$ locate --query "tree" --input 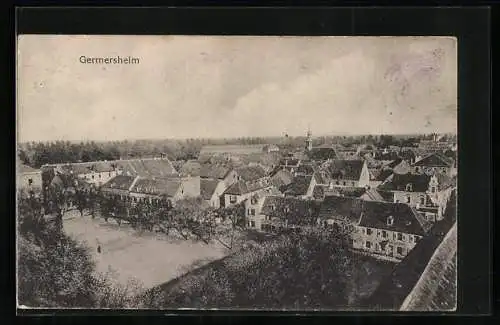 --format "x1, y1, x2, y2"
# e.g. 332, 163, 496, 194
153, 226, 355, 309
216, 202, 246, 249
